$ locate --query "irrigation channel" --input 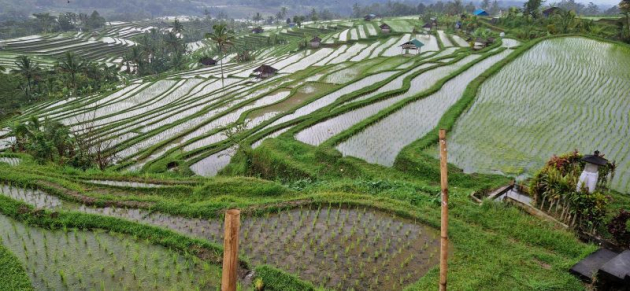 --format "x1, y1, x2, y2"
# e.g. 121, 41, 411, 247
1, 184, 442, 290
